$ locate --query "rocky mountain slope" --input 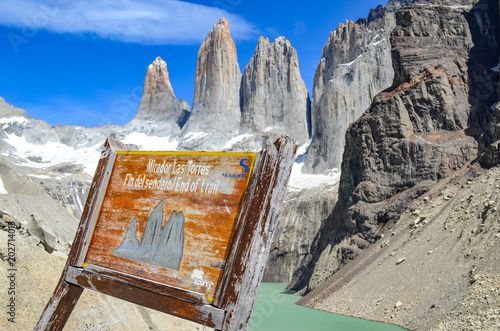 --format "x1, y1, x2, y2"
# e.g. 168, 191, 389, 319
289, 0, 499, 296
298, 164, 500, 330
289, 3, 500, 330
